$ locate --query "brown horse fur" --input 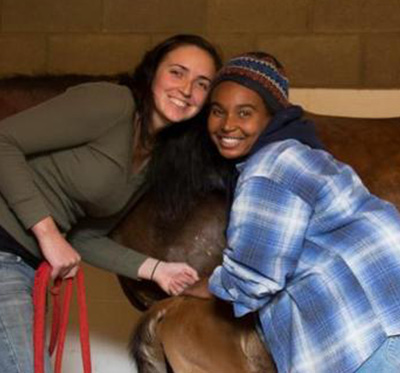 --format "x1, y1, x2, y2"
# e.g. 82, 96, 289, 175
114, 191, 227, 310
131, 296, 276, 373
